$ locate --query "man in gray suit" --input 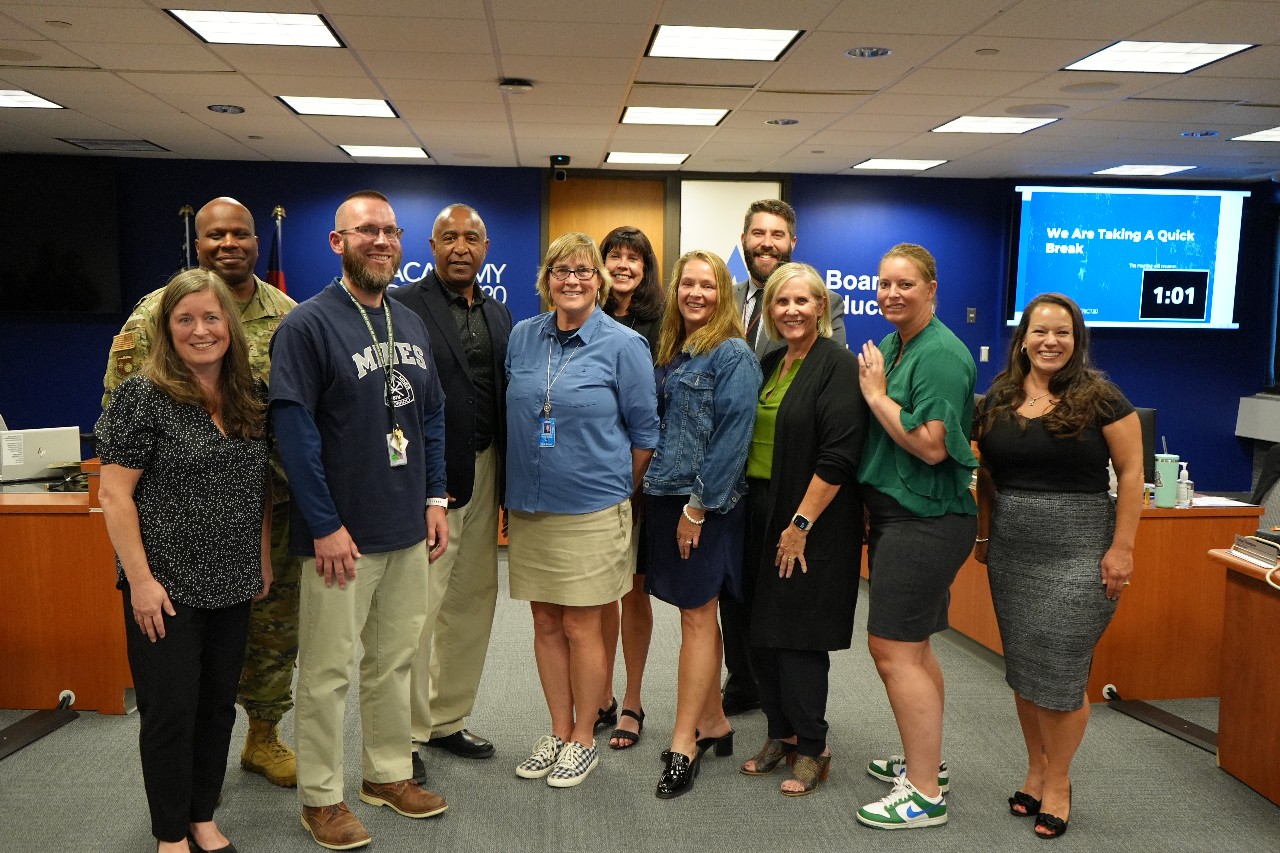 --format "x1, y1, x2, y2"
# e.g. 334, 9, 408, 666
723, 198, 846, 715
